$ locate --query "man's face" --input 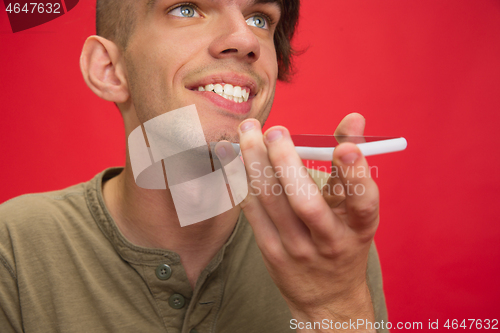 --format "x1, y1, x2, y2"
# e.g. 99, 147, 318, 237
123, 0, 281, 143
